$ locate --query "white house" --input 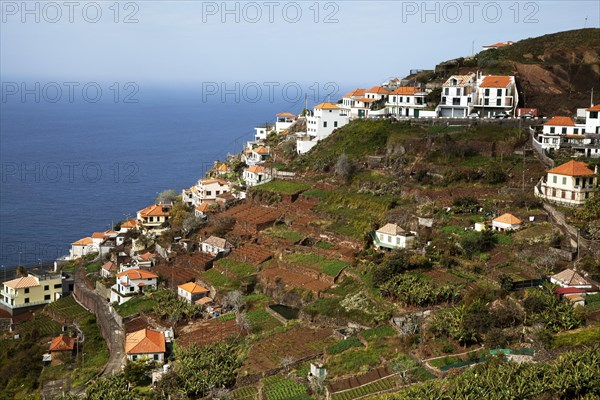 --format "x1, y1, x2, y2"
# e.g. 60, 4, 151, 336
254, 124, 274, 141
100, 261, 117, 278
373, 223, 416, 250
242, 145, 270, 166
183, 179, 230, 207
243, 165, 272, 187
340, 88, 366, 118
194, 202, 214, 219
297, 102, 350, 155
119, 219, 138, 233
110, 268, 158, 305
534, 160, 598, 207
536, 116, 587, 152
550, 269, 592, 289
69, 237, 94, 260
137, 203, 171, 230
125, 328, 166, 362
216, 163, 230, 175
275, 112, 297, 133
364, 86, 389, 101
492, 213, 522, 231
436, 74, 477, 118
482, 41, 514, 50
386, 87, 428, 118
586, 104, 600, 134
177, 282, 210, 304
542, 116, 582, 136
201, 236, 233, 256
472, 75, 518, 117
